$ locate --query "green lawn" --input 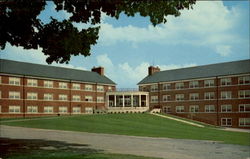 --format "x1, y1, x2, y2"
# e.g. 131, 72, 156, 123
1, 113, 250, 146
